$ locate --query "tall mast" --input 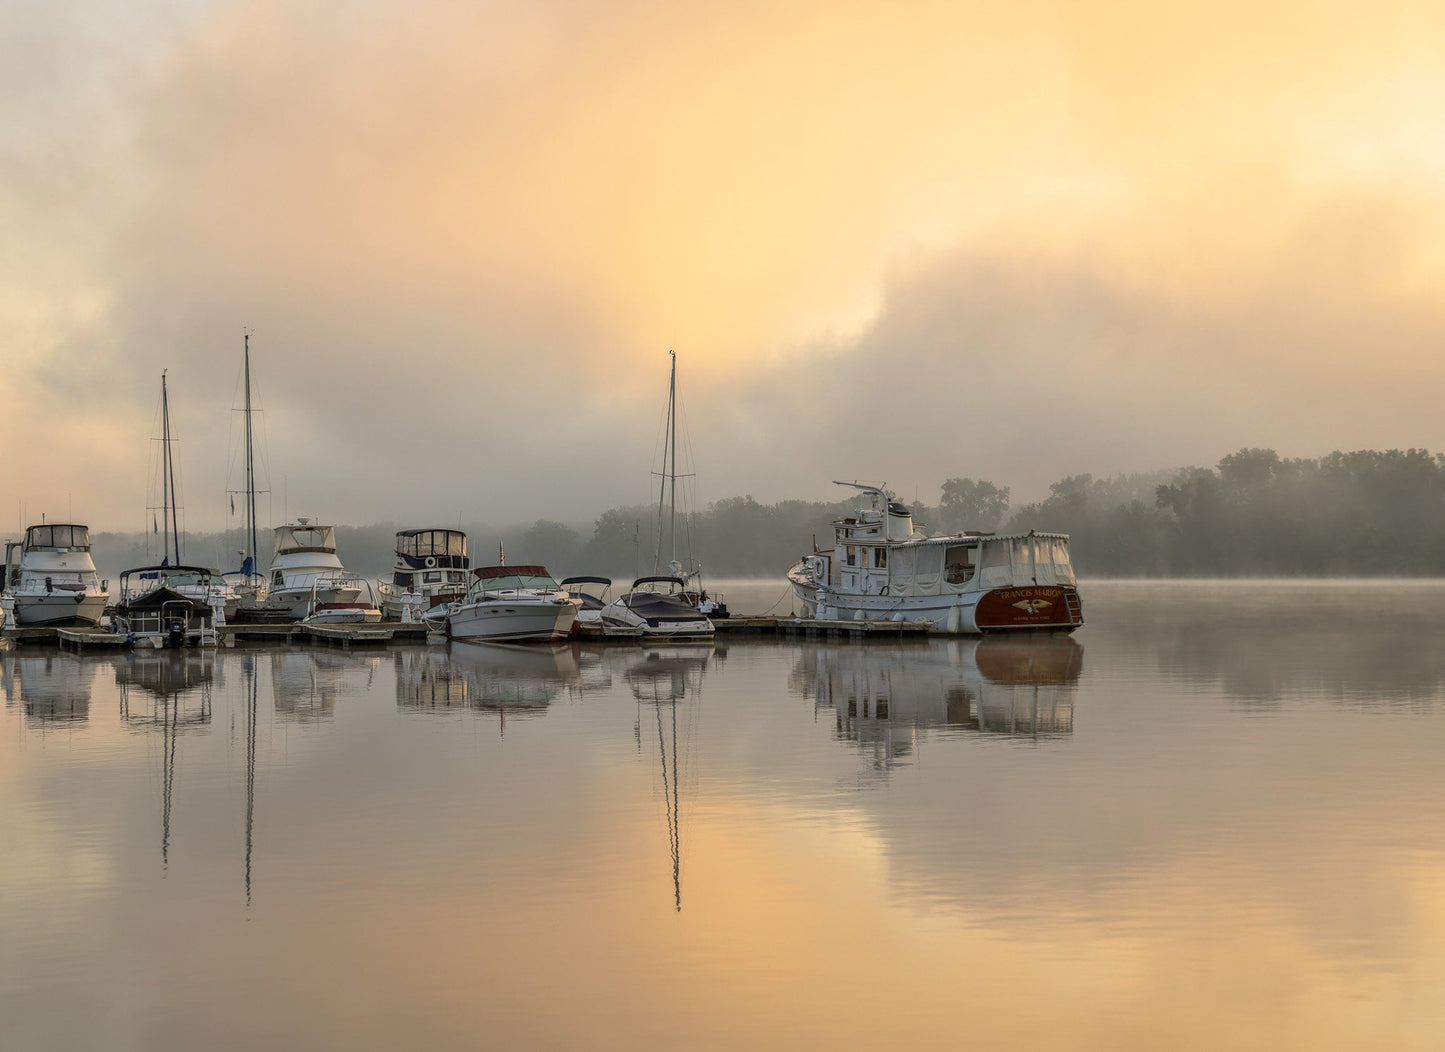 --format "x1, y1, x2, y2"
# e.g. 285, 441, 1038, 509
244, 334, 257, 574
161, 371, 181, 565
668, 350, 677, 567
